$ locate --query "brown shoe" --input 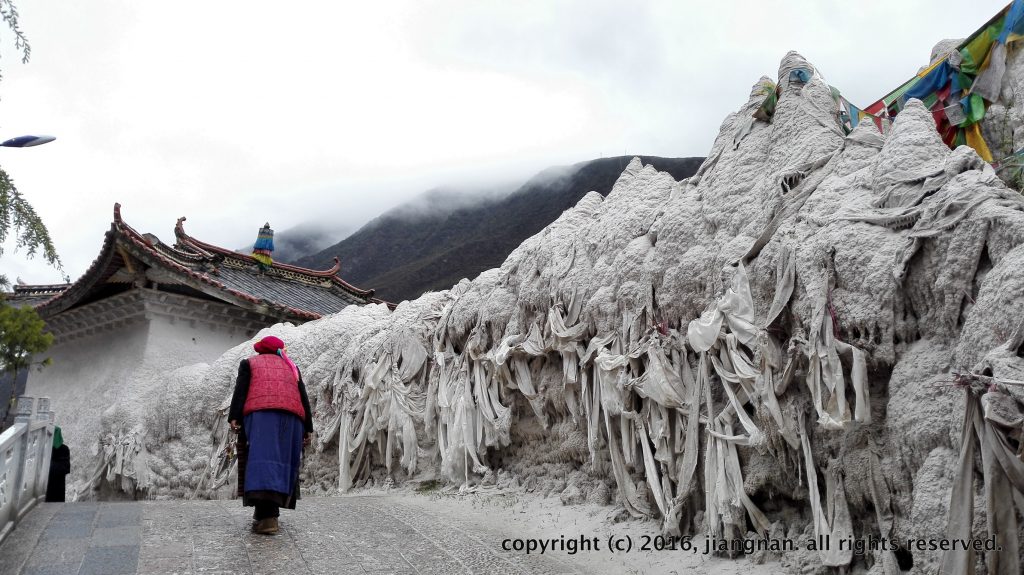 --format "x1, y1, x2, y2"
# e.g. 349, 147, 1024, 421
254, 517, 279, 535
